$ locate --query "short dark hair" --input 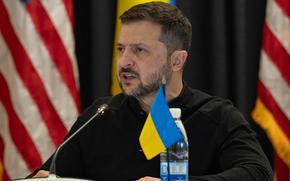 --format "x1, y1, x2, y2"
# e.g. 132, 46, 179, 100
120, 1, 192, 55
